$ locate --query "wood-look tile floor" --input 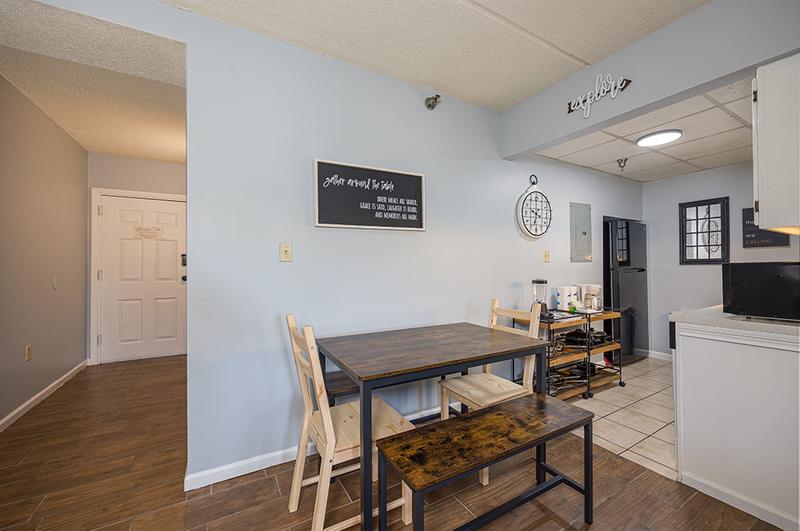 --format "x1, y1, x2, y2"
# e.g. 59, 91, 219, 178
0, 356, 777, 530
